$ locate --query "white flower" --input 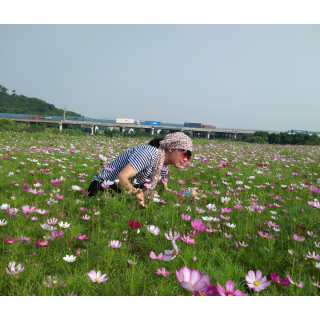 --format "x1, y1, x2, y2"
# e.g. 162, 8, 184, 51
114, 179, 120, 184
0, 203, 10, 210
137, 229, 140, 234
0, 219, 8, 226
8, 172, 14, 176
128, 259, 137, 265
153, 198, 161, 203
288, 249, 293, 255
63, 255, 76, 263
146, 225, 160, 235
315, 242, 320, 248
163, 240, 179, 261
71, 185, 82, 191
315, 262, 320, 269
43, 235, 54, 240
202, 216, 214, 221
206, 203, 217, 211
270, 211, 278, 215
221, 197, 231, 204
226, 223, 236, 229
58, 221, 70, 228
